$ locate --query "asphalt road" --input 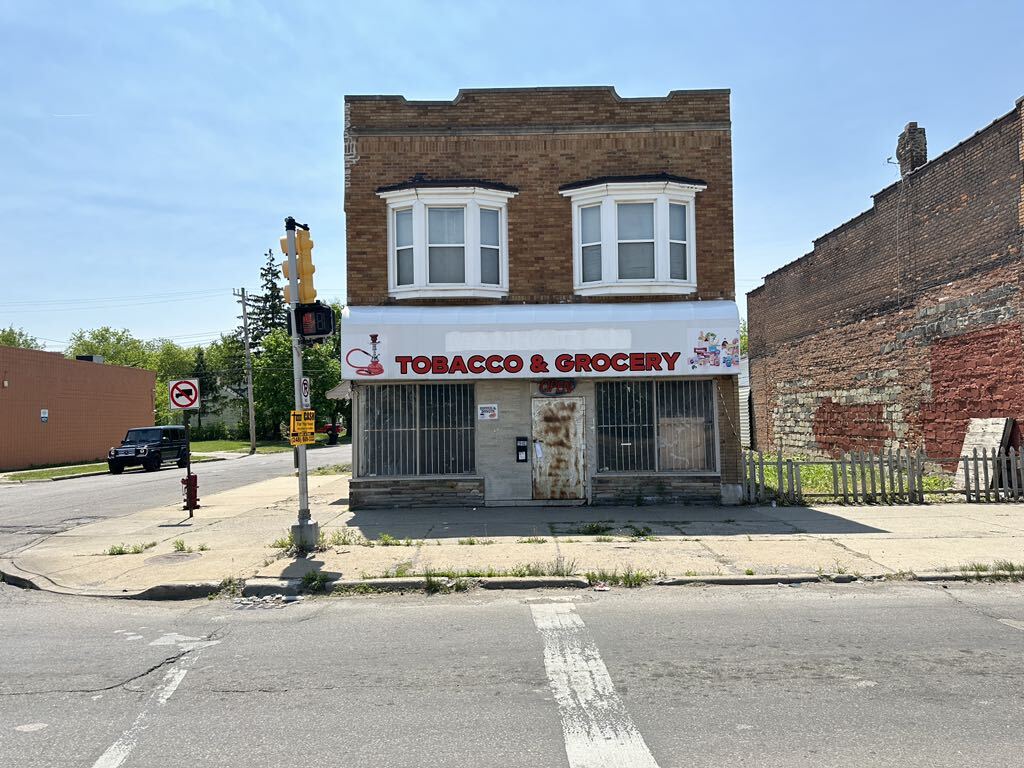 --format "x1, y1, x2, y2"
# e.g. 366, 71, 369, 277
0, 445, 351, 557
1, 581, 1022, 767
